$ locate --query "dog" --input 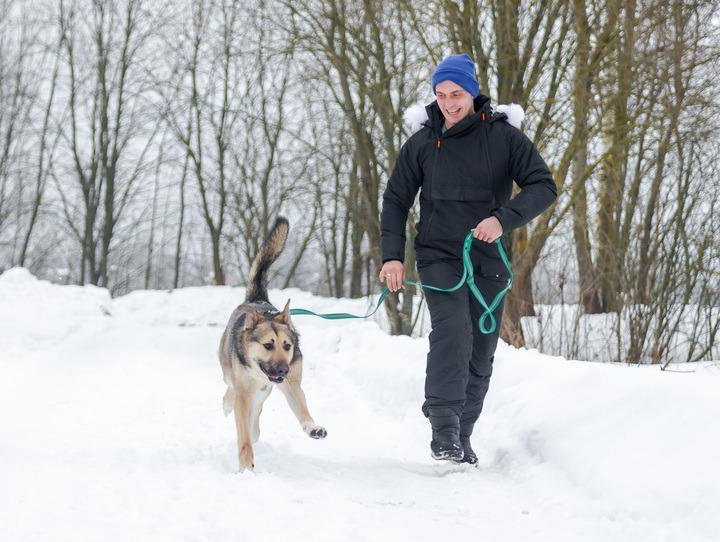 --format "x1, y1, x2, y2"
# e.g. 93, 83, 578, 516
218, 217, 326, 471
